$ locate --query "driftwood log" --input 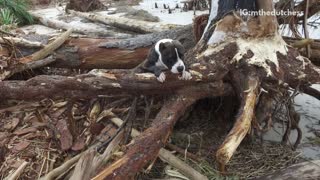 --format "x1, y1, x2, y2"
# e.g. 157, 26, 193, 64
30, 12, 130, 38
68, 10, 182, 34
1, 0, 320, 179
